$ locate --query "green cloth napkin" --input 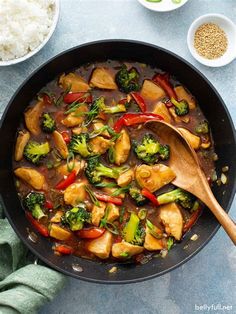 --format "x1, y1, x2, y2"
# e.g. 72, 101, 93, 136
0, 204, 66, 314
